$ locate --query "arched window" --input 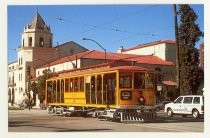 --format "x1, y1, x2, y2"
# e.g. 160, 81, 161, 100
39, 37, 44, 47
29, 37, 32, 46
